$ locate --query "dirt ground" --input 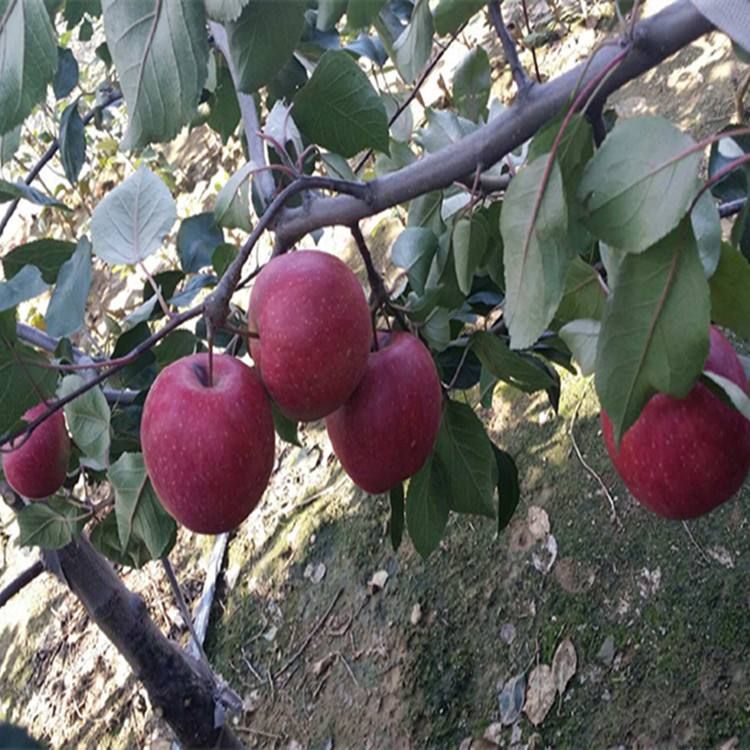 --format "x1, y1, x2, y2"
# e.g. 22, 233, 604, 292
1, 2, 748, 749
